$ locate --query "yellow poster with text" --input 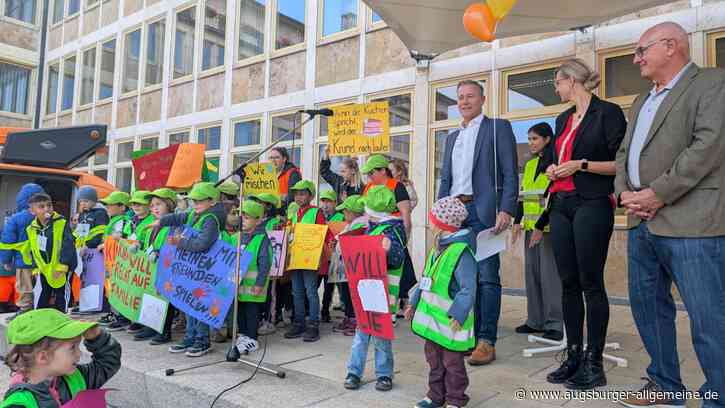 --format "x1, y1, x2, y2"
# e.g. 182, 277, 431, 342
244, 162, 279, 195
329, 102, 390, 156
287, 224, 328, 270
